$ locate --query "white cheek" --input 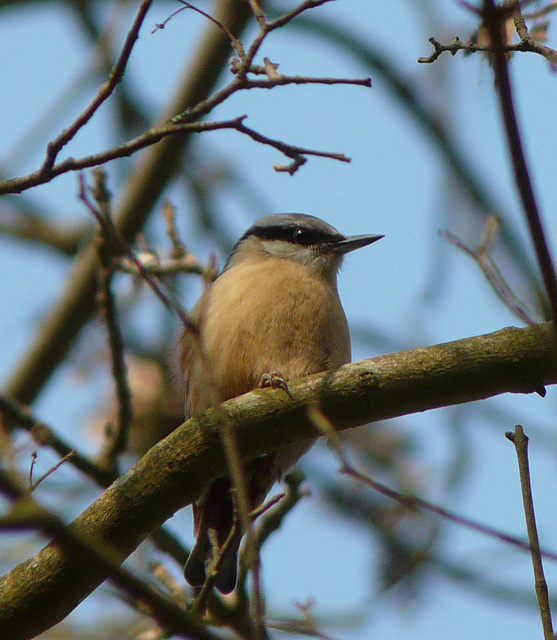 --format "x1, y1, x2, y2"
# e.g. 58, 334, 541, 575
260, 239, 299, 258
259, 239, 342, 274
260, 240, 322, 268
